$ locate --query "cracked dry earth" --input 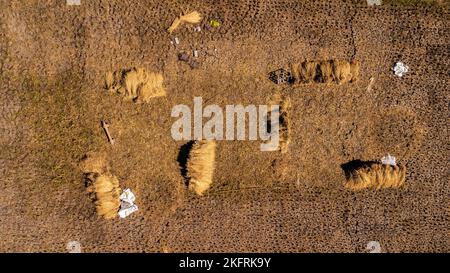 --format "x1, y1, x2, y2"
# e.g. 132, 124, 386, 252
0, 0, 449, 252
